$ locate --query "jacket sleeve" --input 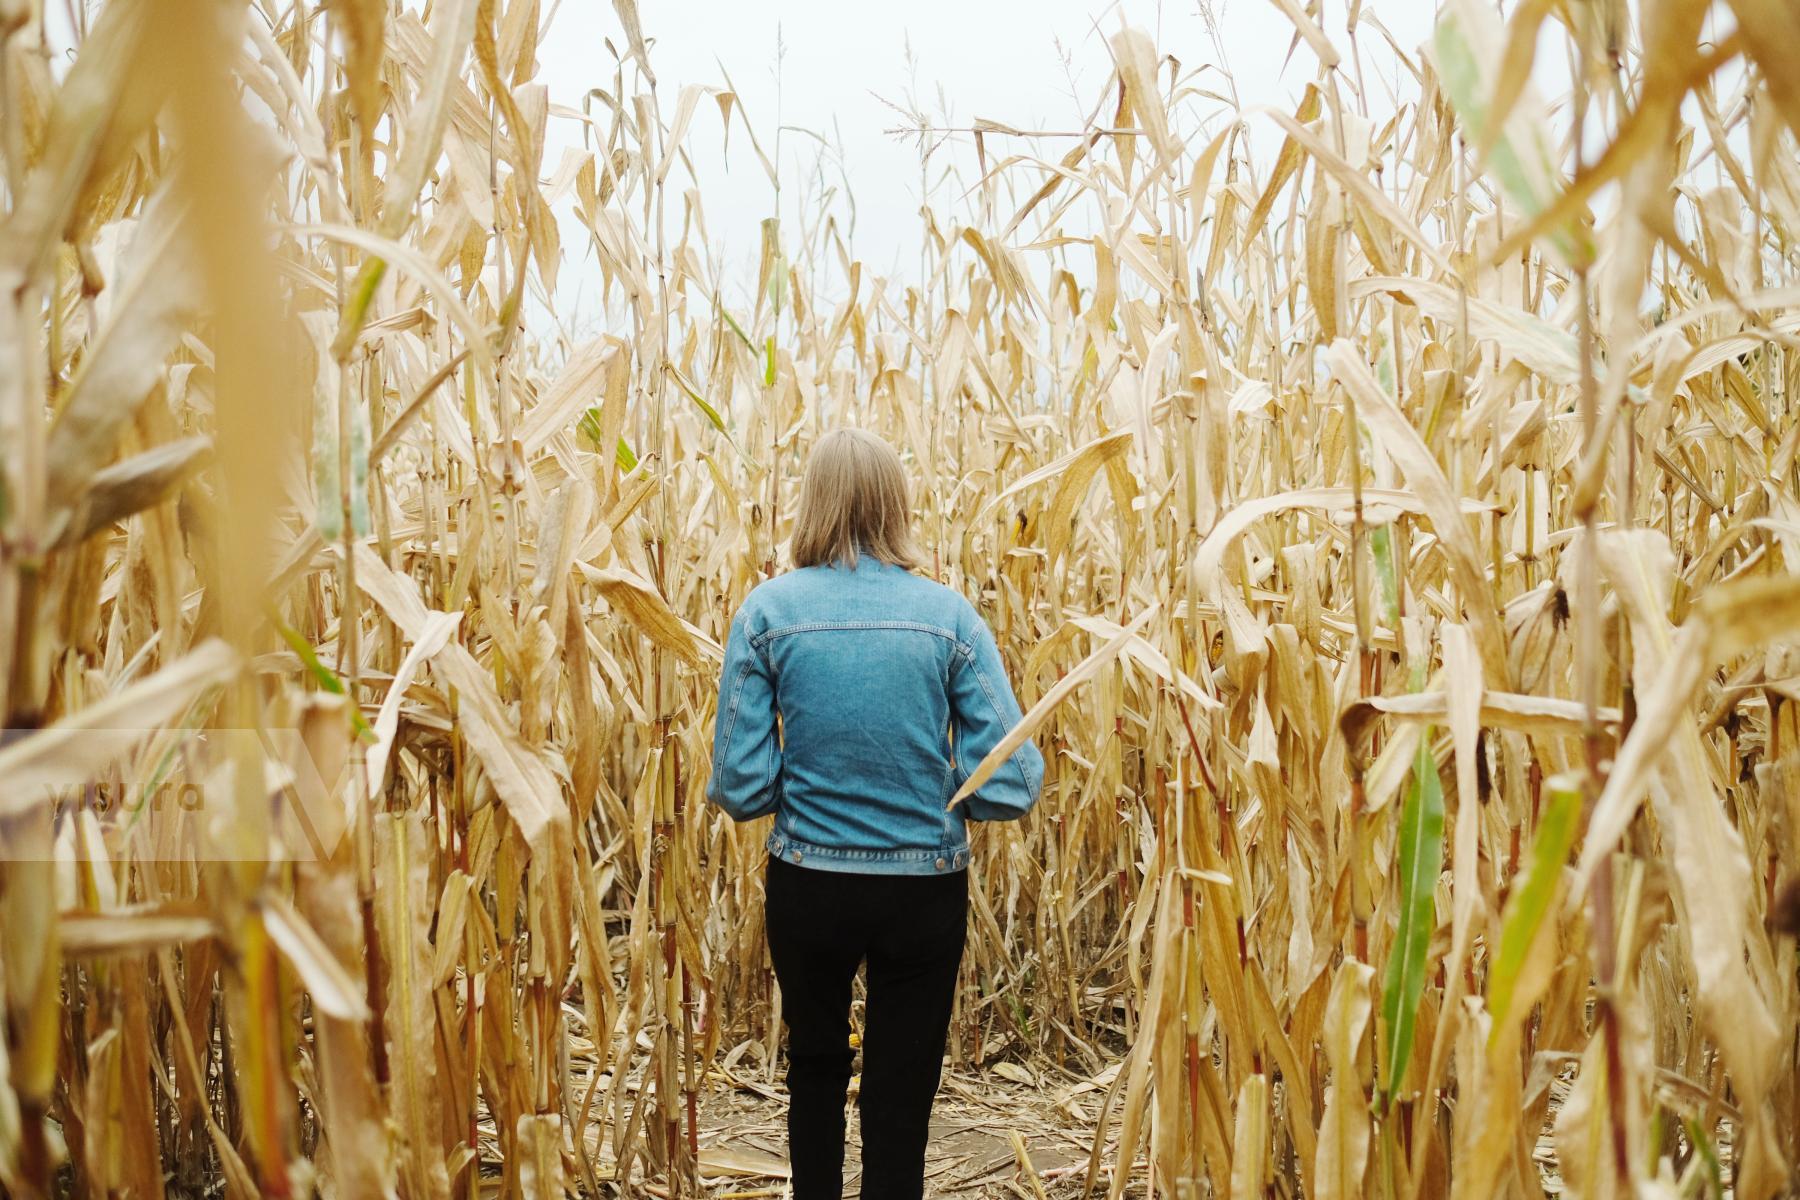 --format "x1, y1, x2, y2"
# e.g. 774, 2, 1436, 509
706, 606, 783, 821
950, 607, 1044, 822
